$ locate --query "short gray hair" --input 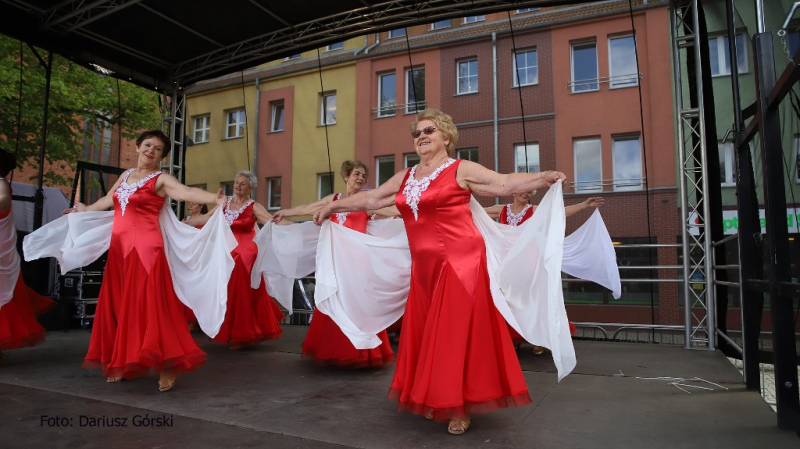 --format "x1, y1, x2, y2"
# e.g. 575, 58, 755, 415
235, 170, 257, 189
